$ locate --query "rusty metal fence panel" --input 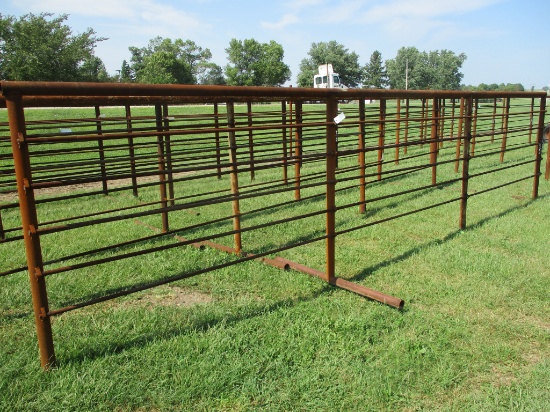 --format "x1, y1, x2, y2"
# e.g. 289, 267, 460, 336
0, 82, 547, 369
